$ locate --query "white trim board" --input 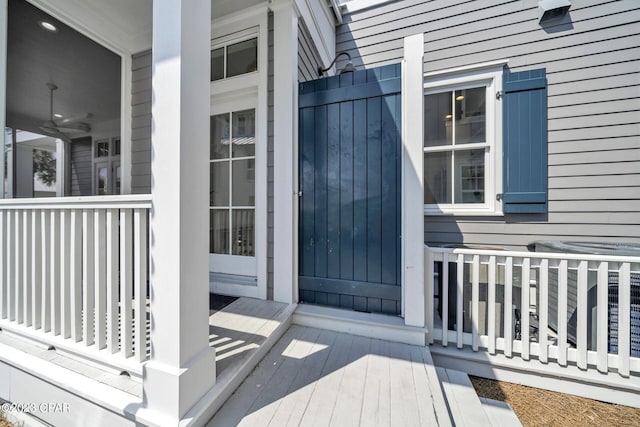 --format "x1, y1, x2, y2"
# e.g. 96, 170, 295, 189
0, 341, 145, 426
209, 9, 269, 301
293, 304, 428, 346
430, 345, 640, 409
401, 33, 425, 327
